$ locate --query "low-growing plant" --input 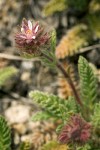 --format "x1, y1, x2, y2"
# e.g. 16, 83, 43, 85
16, 19, 100, 150
0, 18, 100, 150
